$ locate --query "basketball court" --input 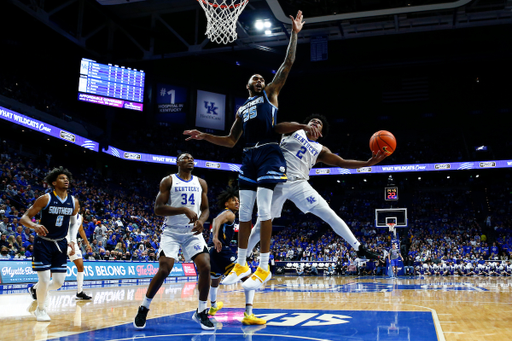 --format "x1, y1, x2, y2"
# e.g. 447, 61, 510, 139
1, 275, 511, 341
